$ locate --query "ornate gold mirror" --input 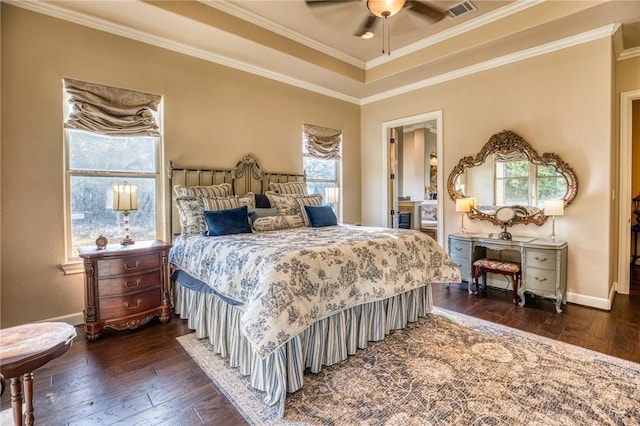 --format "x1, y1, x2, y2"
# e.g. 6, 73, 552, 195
447, 130, 578, 227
